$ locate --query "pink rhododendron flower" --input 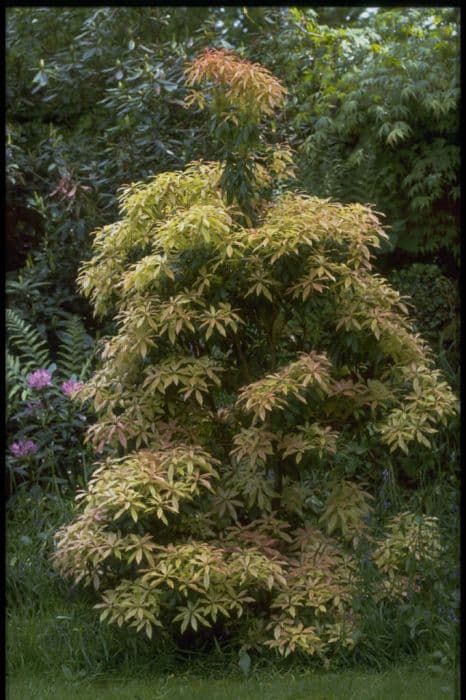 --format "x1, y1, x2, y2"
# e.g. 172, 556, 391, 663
61, 378, 83, 397
10, 439, 38, 458
27, 369, 52, 390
